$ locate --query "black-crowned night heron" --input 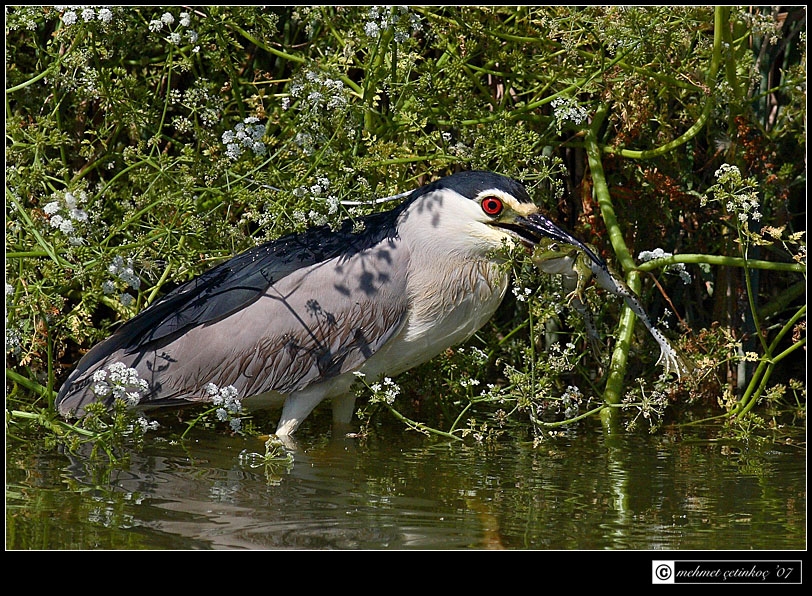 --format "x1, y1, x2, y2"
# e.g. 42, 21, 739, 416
55, 170, 678, 436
